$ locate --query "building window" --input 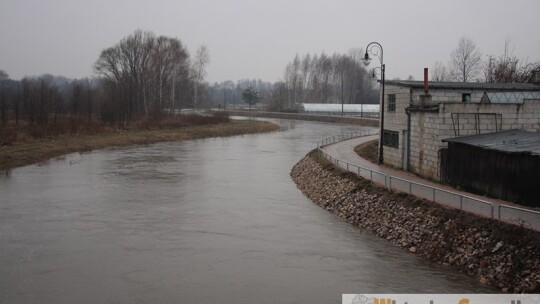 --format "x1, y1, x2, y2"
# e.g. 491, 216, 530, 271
387, 94, 396, 112
462, 93, 471, 102
382, 130, 399, 148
